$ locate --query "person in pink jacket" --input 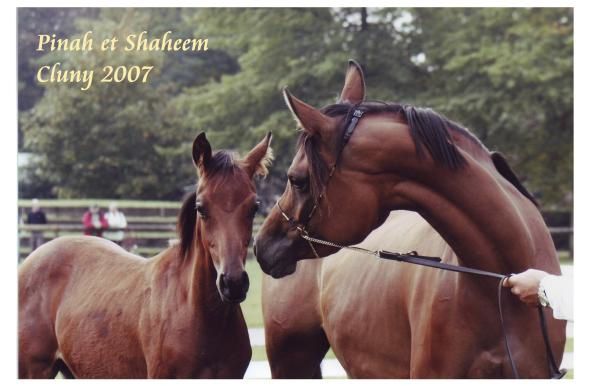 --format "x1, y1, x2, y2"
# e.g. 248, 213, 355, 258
82, 204, 108, 237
